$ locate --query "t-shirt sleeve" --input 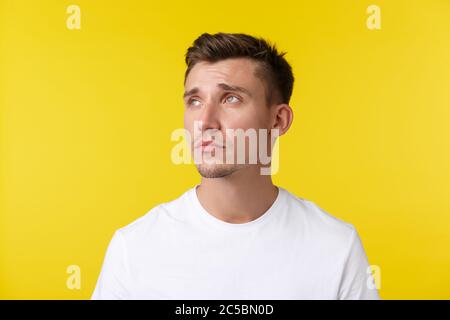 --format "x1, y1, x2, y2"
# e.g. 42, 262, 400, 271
91, 230, 132, 300
338, 227, 381, 300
